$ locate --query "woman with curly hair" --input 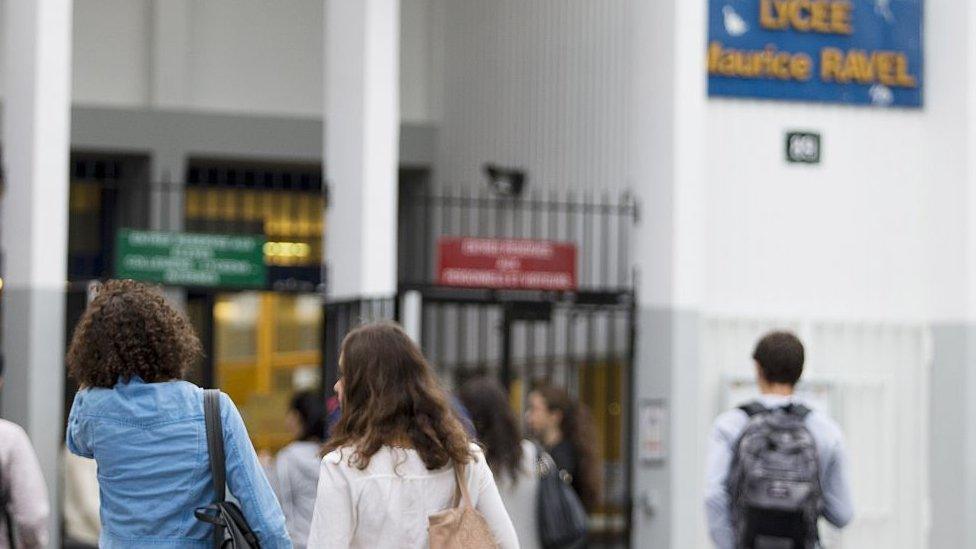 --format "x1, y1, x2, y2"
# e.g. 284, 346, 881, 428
306, 322, 518, 548
65, 280, 291, 548
526, 384, 603, 512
